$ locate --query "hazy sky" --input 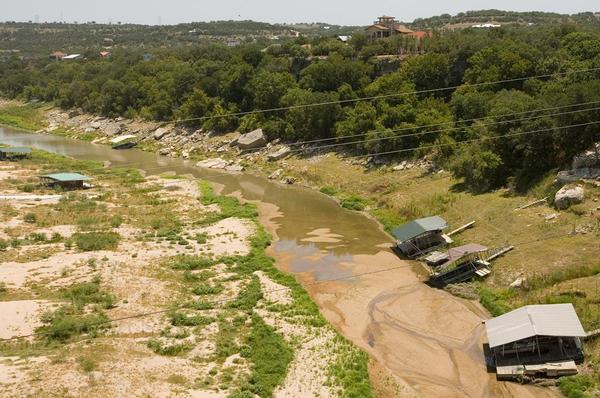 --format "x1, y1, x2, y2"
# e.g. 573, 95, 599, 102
2, 0, 598, 25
